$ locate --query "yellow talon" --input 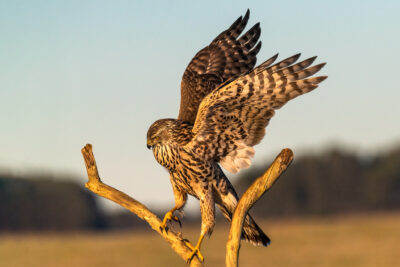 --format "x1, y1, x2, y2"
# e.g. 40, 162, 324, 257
185, 234, 205, 263
187, 246, 204, 263
160, 210, 181, 233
